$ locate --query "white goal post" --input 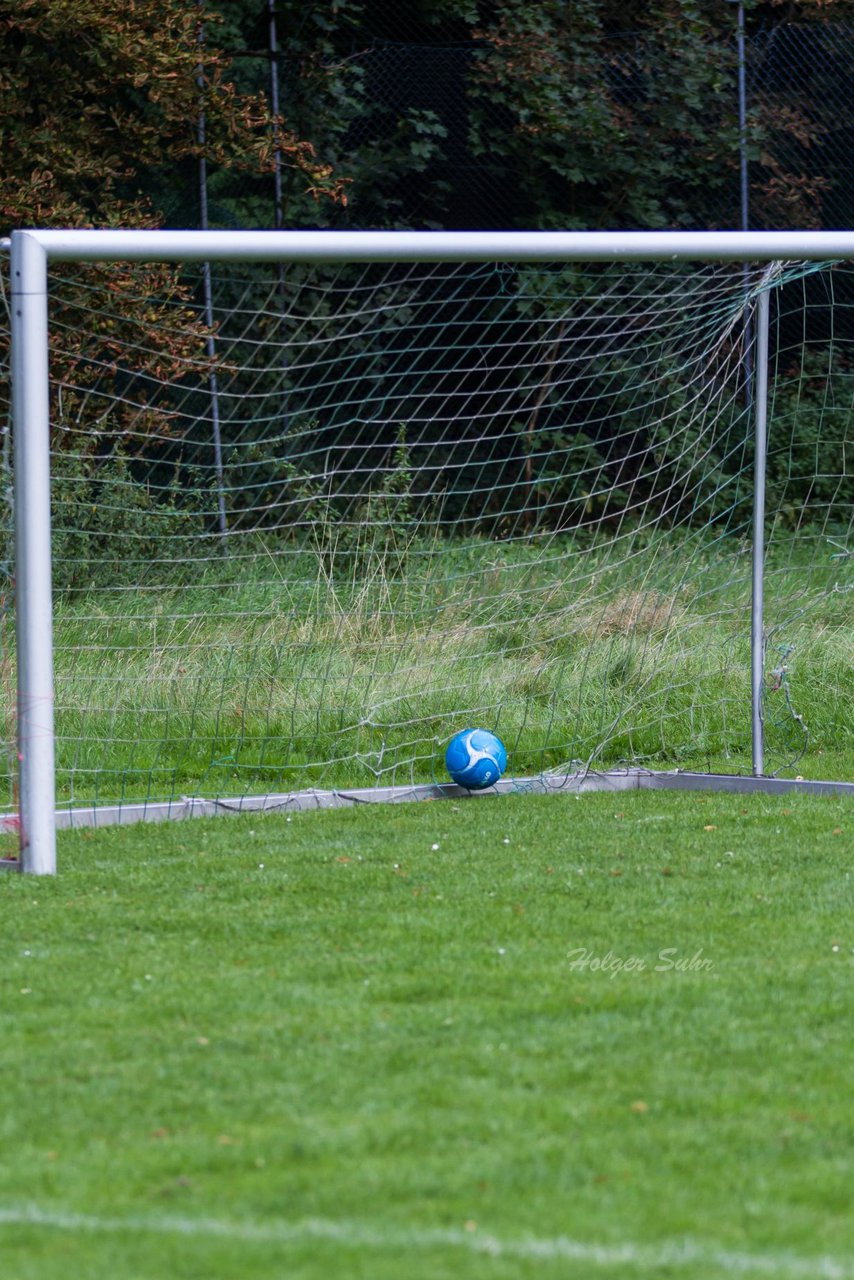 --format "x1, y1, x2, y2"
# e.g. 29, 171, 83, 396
7, 228, 854, 874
